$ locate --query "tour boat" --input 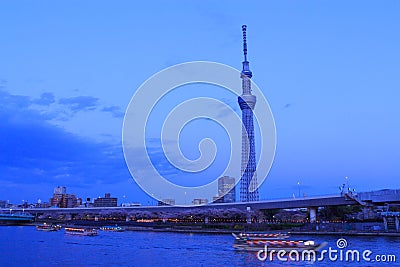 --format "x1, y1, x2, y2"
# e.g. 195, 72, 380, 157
65, 227, 98, 236
100, 225, 125, 232
233, 232, 290, 240
232, 233, 327, 252
36, 223, 62, 231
